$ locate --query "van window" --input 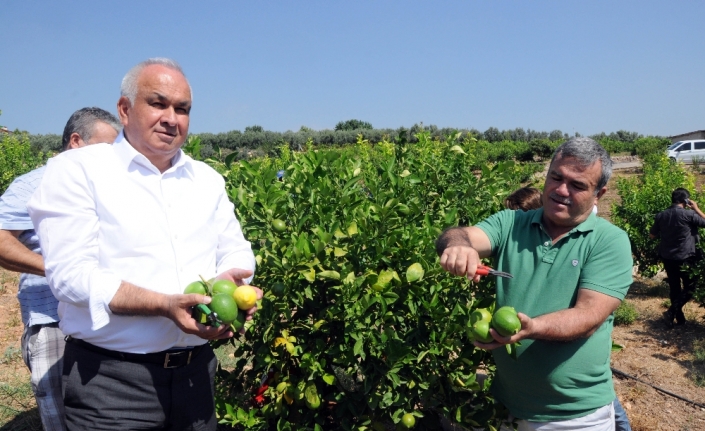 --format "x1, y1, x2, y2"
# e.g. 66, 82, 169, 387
676, 142, 692, 151
695, 141, 705, 150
